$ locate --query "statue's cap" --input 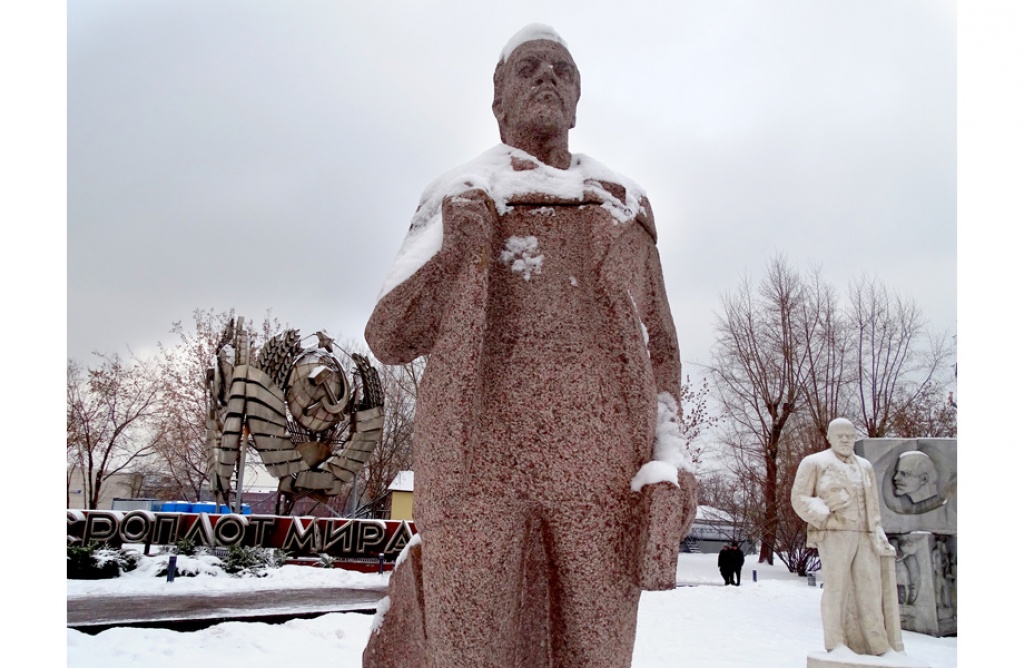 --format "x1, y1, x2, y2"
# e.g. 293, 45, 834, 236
499, 24, 570, 63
